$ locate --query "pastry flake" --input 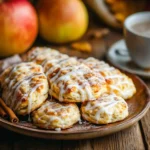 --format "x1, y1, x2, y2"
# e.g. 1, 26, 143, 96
47, 63, 107, 102
26, 47, 69, 66
32, 99, 80, 130
0, 62, 49, 115
81, 57, 136, 99
81, 93, 128, 124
